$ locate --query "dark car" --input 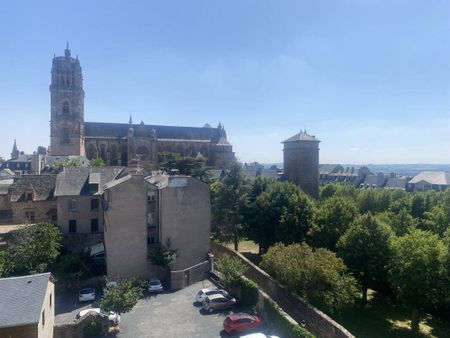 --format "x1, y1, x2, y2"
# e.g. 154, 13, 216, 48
202, 294, 237, 313
223, 313, 263, 334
